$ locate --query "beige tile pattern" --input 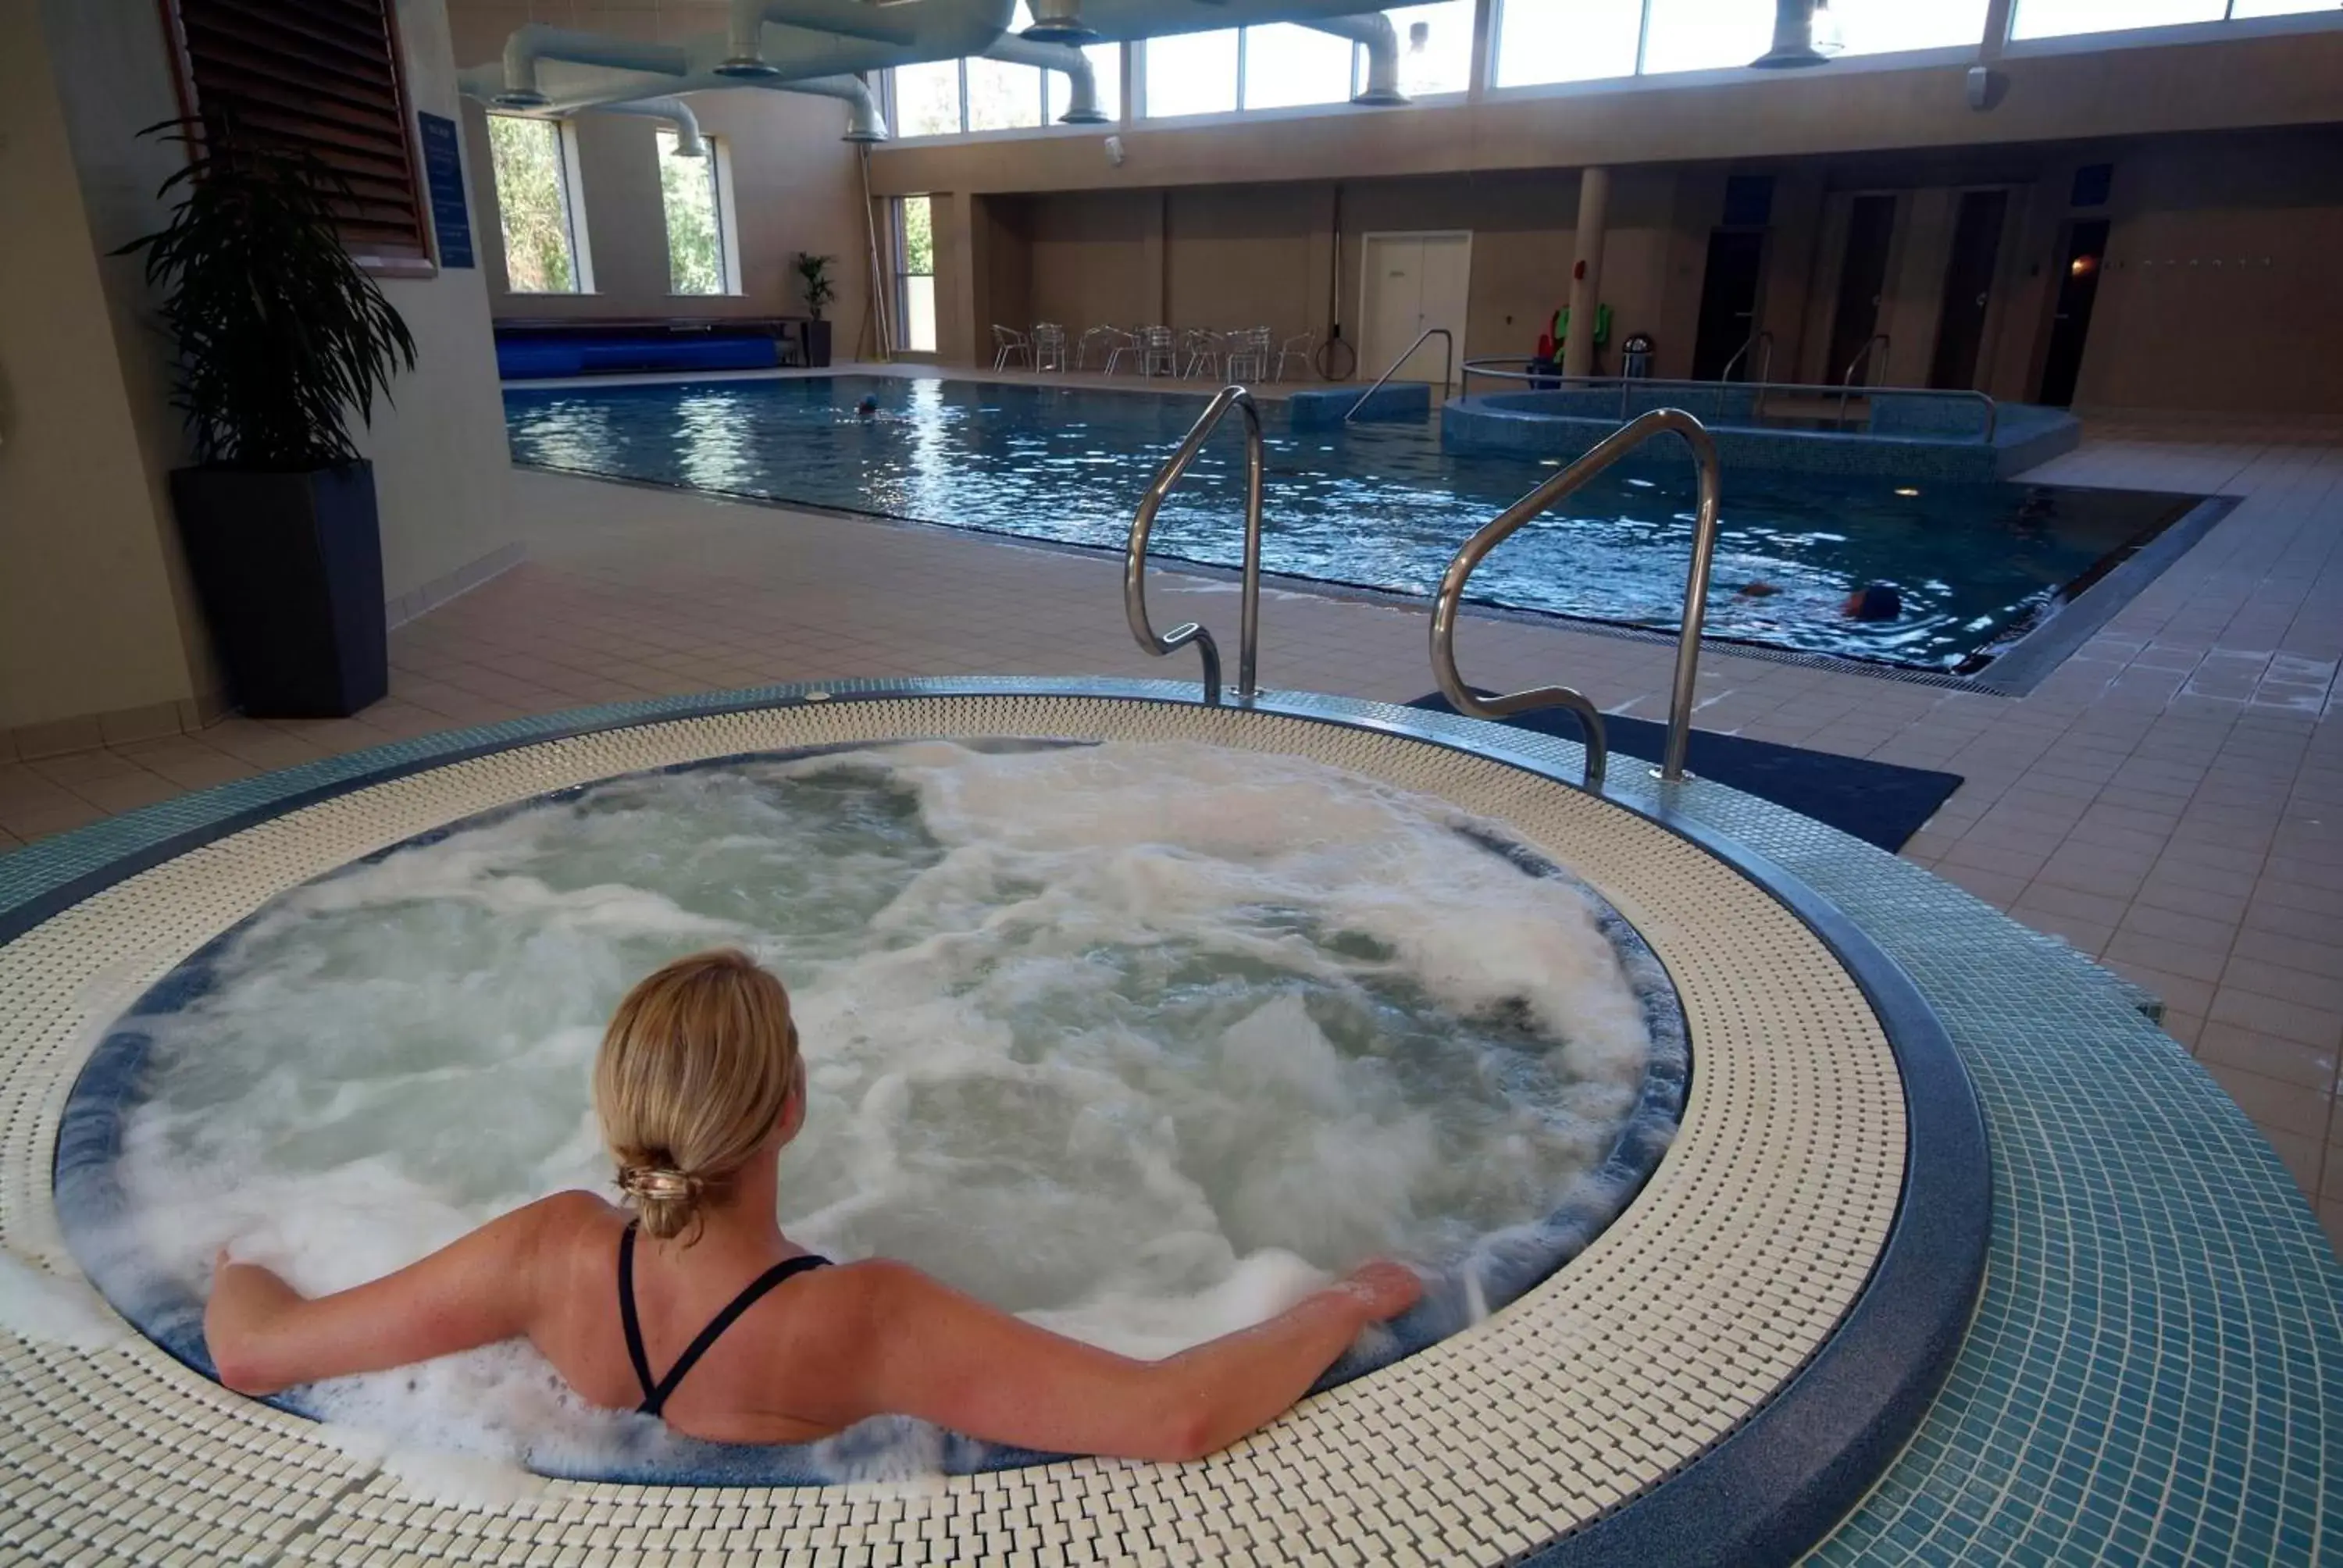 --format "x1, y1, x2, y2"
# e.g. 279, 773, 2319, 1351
3, 412, 2337, 1251
0, 700, 1903, 1566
